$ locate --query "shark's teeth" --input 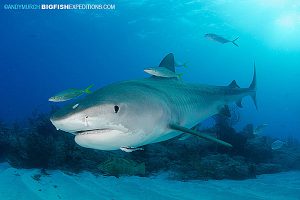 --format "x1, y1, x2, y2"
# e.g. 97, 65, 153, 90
77, 129, 112, 135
